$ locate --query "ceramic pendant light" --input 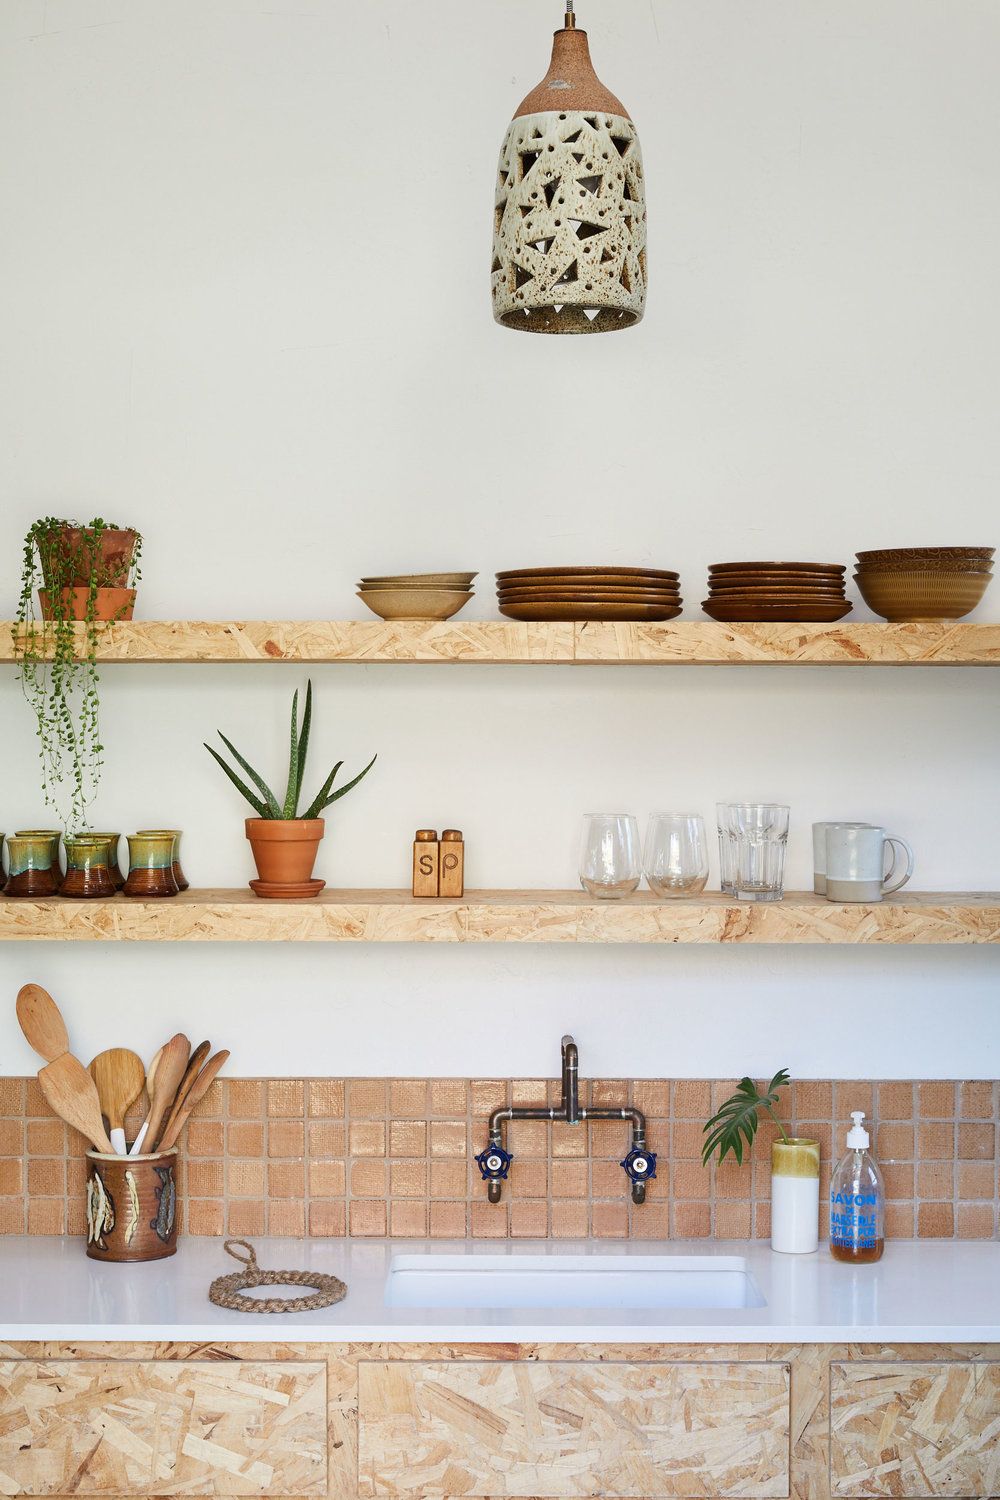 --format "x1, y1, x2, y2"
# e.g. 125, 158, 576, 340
492, 2, 647, 334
